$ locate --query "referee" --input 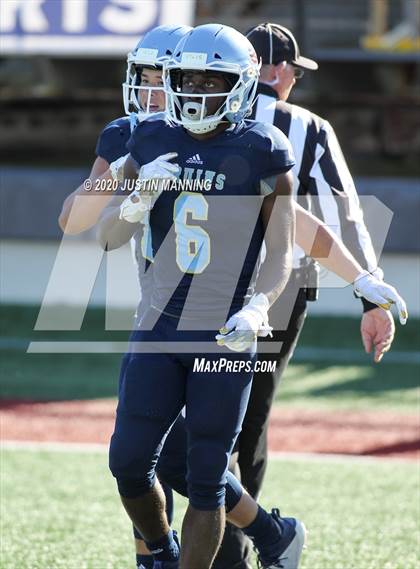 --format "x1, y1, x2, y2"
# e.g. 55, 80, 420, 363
213, 23, 396, 569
